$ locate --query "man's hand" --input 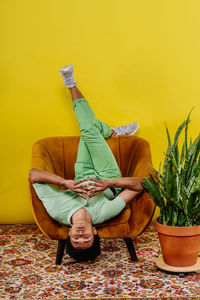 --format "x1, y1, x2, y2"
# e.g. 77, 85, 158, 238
64, 179, 91, 200
78, 178, 110, 197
